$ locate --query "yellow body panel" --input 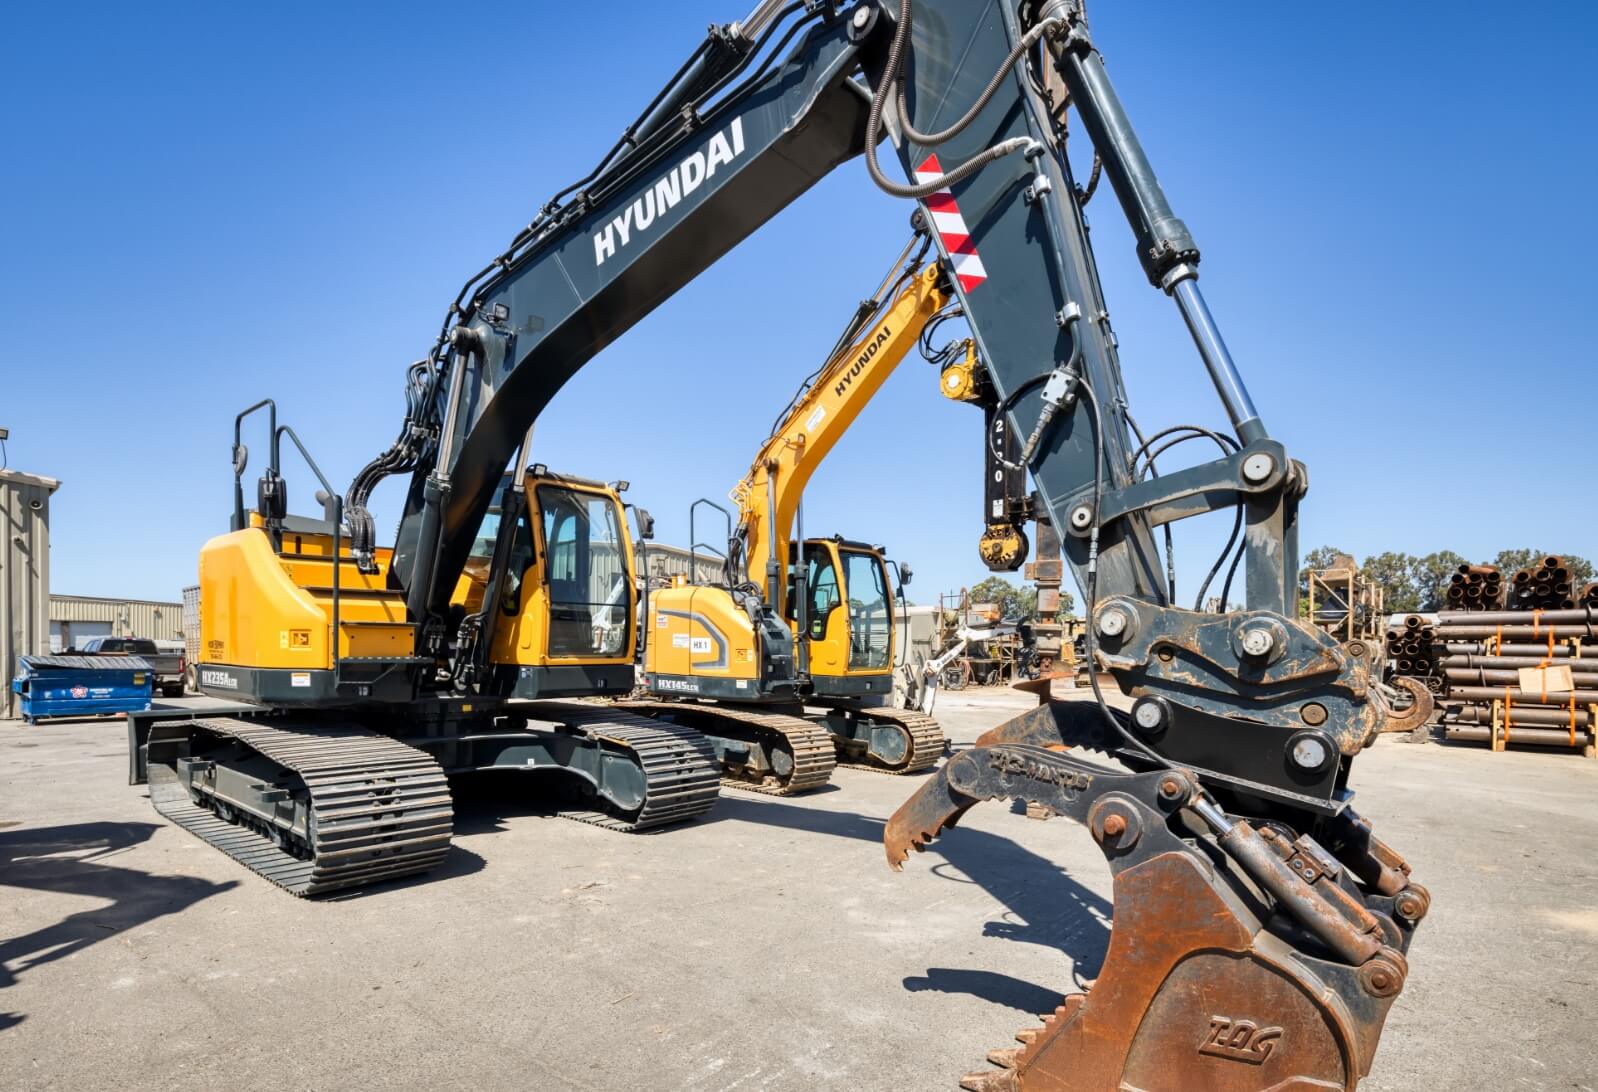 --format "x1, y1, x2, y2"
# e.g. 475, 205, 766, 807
643, 584, 760, 683
204, 475, 637, 678
805, 585, 849, 676
198, 527, 414, 668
